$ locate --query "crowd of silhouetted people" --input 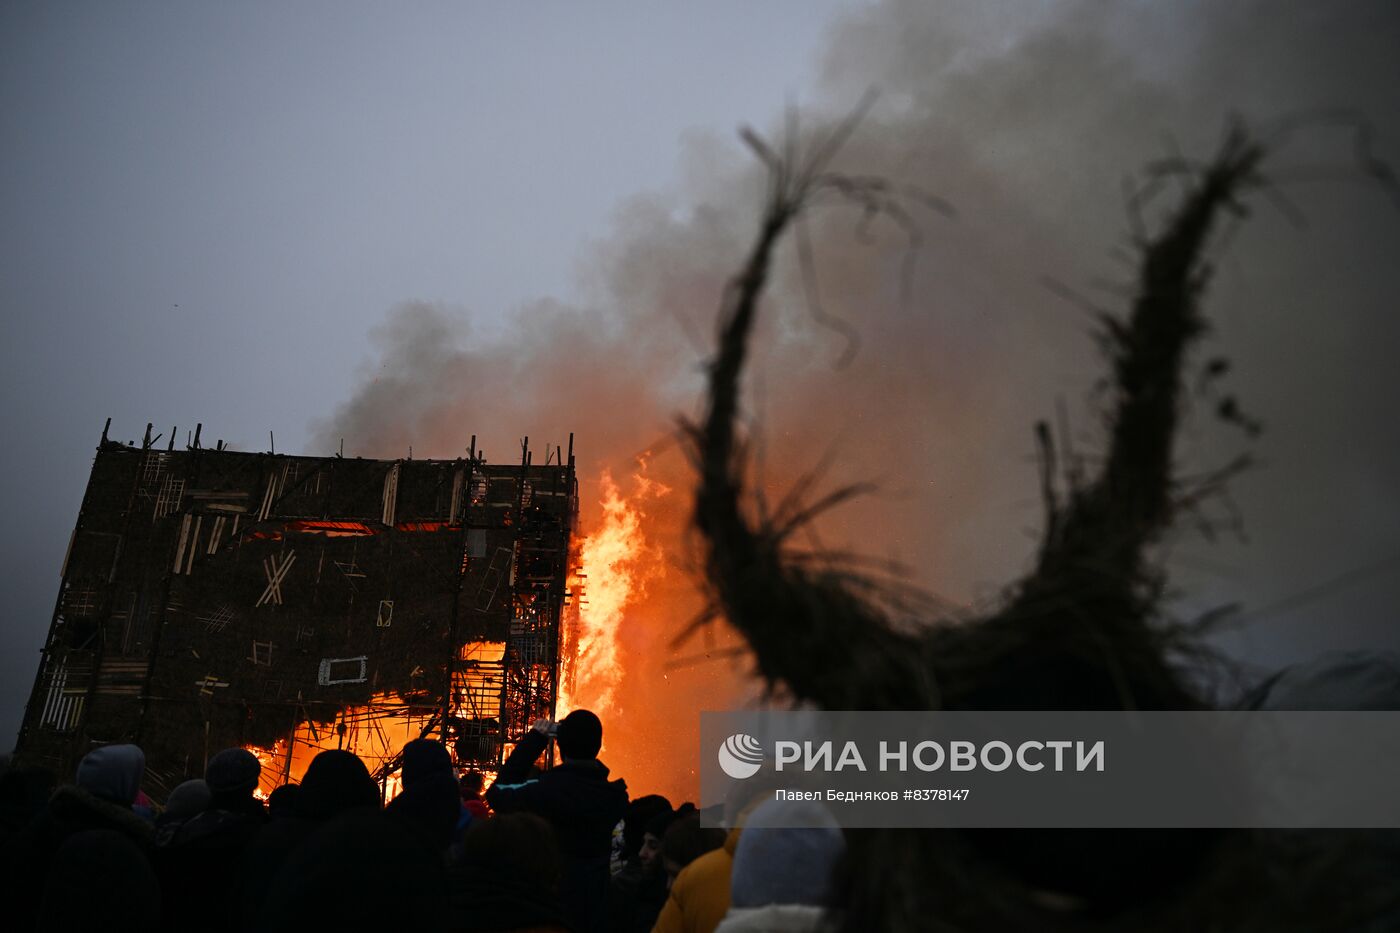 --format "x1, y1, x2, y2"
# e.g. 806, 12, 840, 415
9, 650, 1400, 933
0, 708, 844, 933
